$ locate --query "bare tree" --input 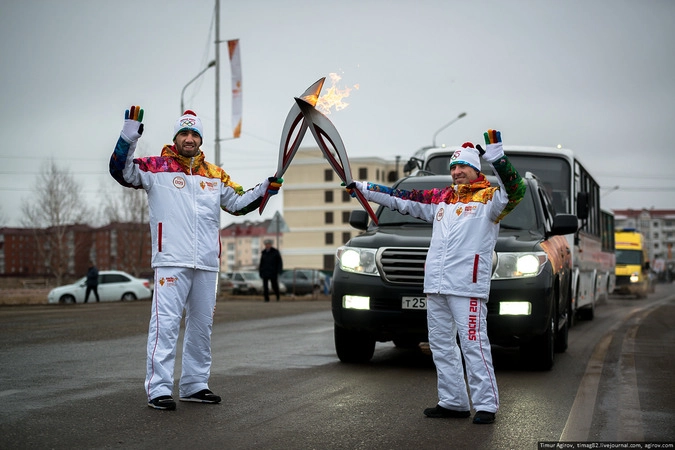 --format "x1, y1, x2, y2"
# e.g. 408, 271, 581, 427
101, 183, 151, 277
21, 160, 88, 284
